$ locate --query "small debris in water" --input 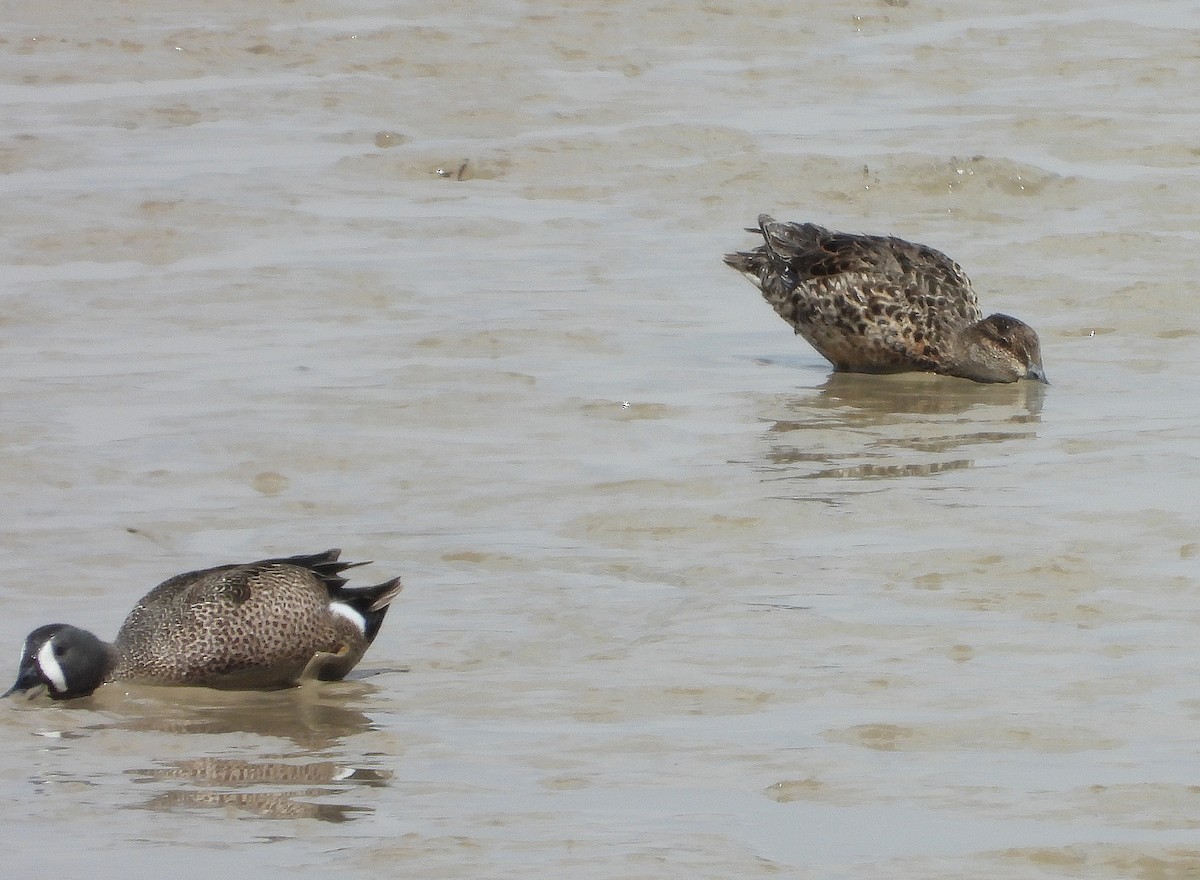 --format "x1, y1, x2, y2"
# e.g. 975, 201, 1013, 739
436, 160, 470, 180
